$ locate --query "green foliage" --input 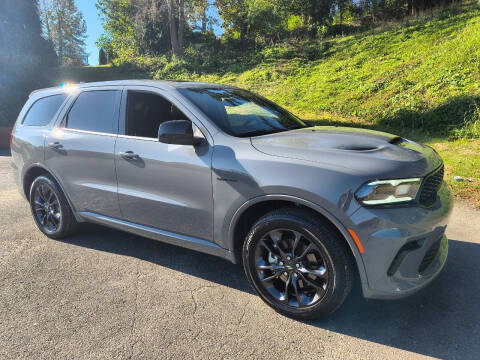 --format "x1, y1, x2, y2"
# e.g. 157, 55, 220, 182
244, 0, 286, 42
215, 0, 249, 39
97, 0, 468, 61
96, 0, 138, 61
286, 15, 303, 31
260, 46, 296, 61
453, 103, 480, 139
